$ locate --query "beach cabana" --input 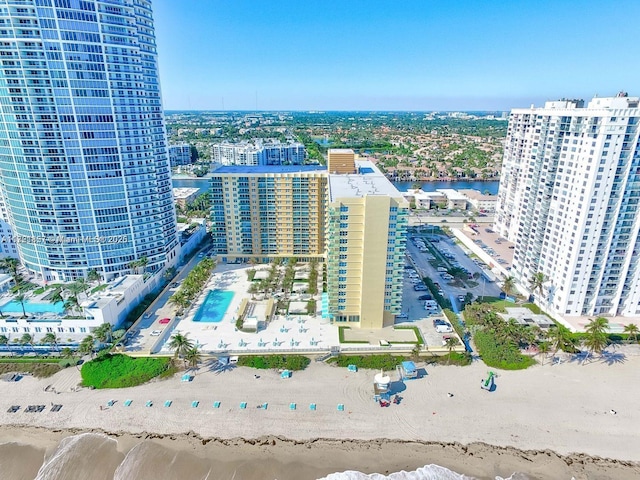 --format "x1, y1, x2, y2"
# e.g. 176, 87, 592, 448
398, 361, 418, 380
